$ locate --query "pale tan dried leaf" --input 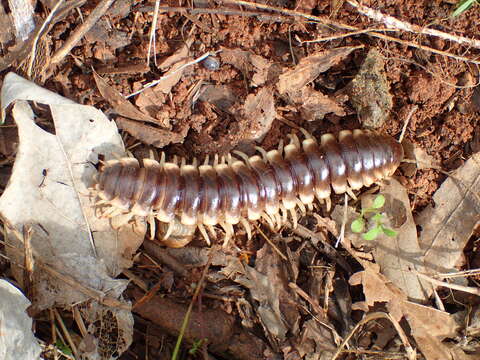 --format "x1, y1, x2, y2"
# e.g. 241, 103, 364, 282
416, 153, 480, 273
154, 39, 193, 94
349, 262, 462, 360
401, 140, 441, 176
243, 87, 276, 141
0, 73, 135, 359
333, 179, 431, 301
277, 46, 360, 95
366, 179, 431, 301
116, 116, 186, 147
93, 71, 160, 124
347, 48, 392, 129
299, 86, 345, 121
